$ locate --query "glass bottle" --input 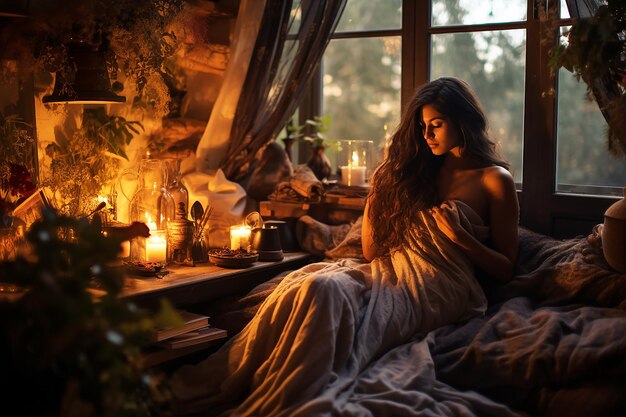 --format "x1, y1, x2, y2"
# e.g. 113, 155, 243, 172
167, 159, 189, 220
129, 159, 175, 263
